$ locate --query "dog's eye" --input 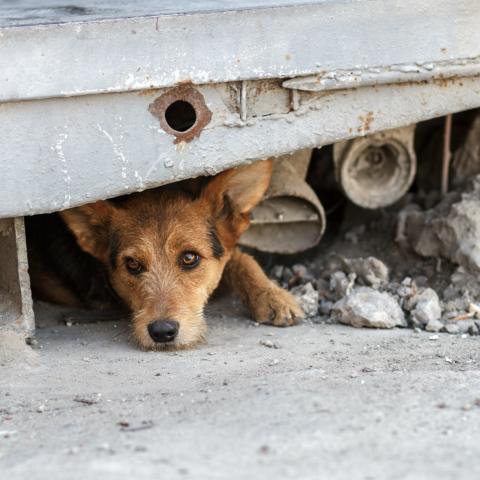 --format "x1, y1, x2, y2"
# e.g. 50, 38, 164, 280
179, 251, 200, 270
125, 257, 144, 275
